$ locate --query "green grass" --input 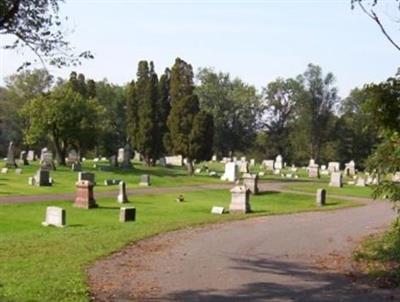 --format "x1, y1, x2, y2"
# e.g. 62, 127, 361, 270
284, 181, 373, 198
0, 189, 357, 302
353, 220, 400, 288
0, 161, 221, 196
